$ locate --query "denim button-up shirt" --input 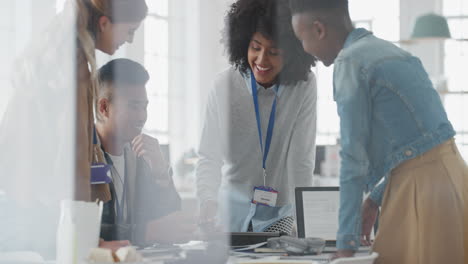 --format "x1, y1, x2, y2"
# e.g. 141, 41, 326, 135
333, 28, 455, 250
